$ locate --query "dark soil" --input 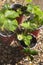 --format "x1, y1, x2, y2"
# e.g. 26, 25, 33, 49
0, 43, 26, 65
